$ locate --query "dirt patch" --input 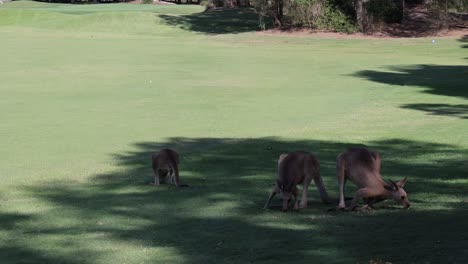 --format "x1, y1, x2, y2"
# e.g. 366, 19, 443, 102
257, 28, 467, 39
257, 29, 378, 39
128, 0, 176, 4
